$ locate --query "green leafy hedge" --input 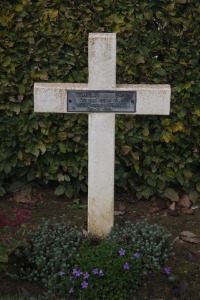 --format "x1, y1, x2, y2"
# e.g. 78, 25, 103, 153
0, 0, 200, 199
